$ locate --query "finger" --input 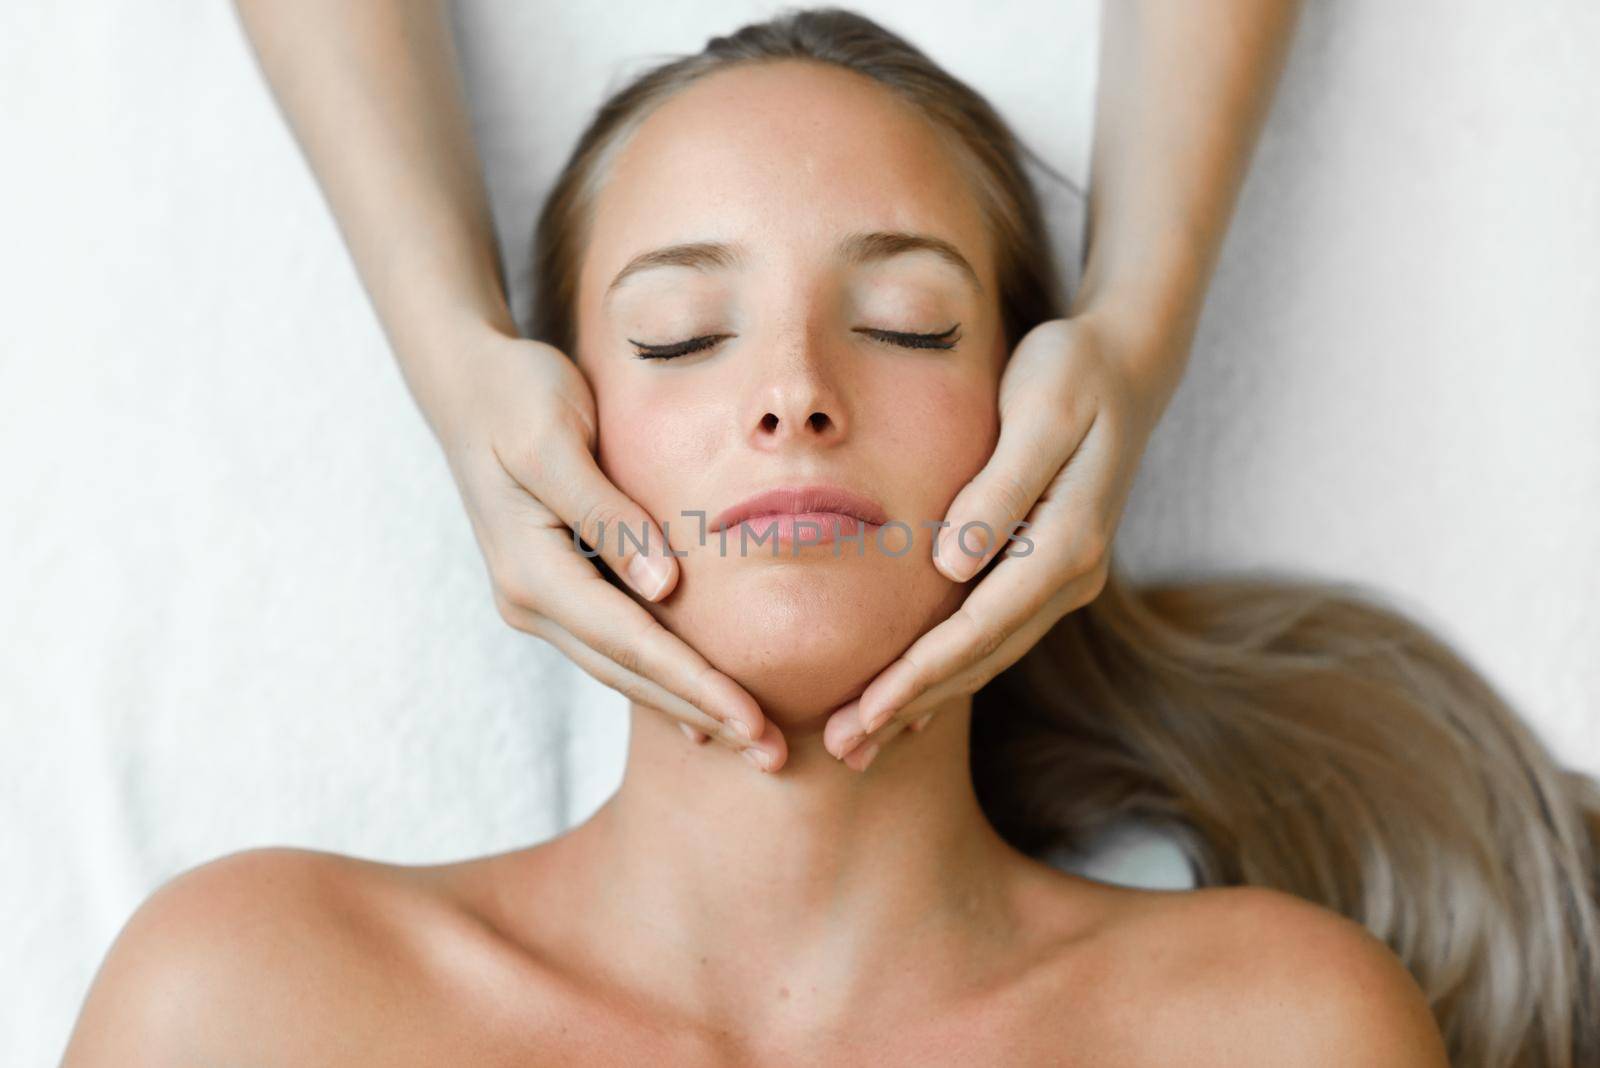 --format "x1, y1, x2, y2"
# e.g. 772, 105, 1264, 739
823, 699, 870, 759
862, 417, 1119, 734
507, 428, 680, 603
865, 567, 1105, 736
508, 601, 787, 771
505, 601, 730, 738
843, 716, 909, 772
679, 723, 709, 745
934, 411, 1092, 585
858, 536, 1109, 735
498, 540, 773, 748
824, 696, 933, 758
